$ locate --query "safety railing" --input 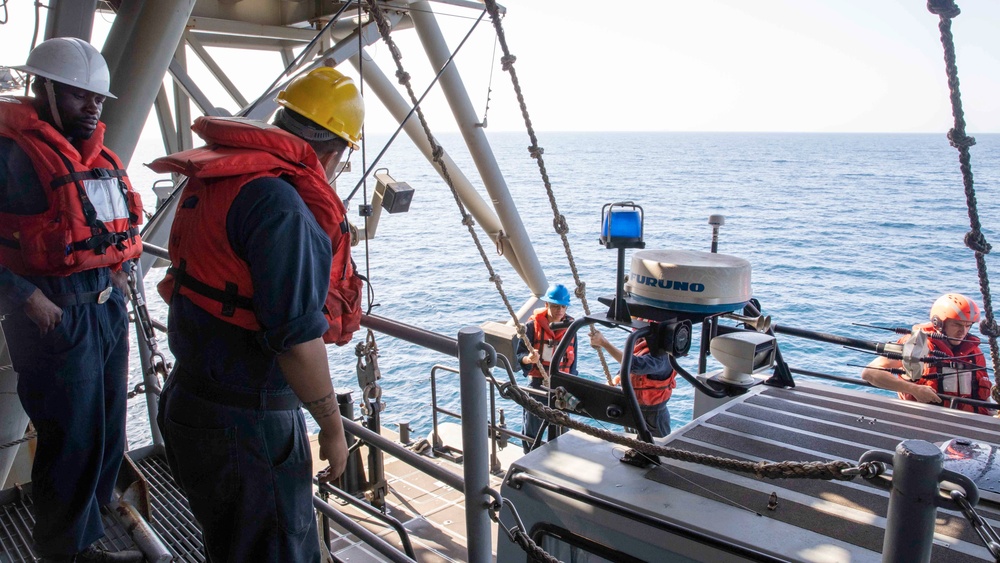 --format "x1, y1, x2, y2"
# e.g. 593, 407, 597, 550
429, 363, 534, 475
